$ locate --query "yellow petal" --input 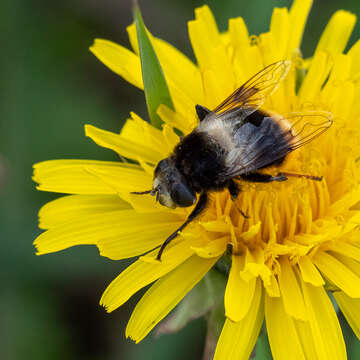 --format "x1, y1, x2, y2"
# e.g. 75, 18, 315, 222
328, 184, 360, 216
81, 165, 152, 196
85, 124, 164, 164
331, 80, 355, 122
241, 248, 272, 286
153, 38, 204, 113
267, 283, 323, 360
234, 45, 265, 92
270, 7, 290, 58
320, 51, 355, 123
224, 254, 256, 322
299, 51, 331, 103
125, 255, 218, 343
292, 317, 319, 359
202, 68, 226, 109
277, 257, 307, 320
120, 112, 173, 159
321, 54, 351, 95
265, 295, 306, 360
157, 104, 195, 135
97, 210, 183, 260
100, 239, 194, 312
126, 23, 139, 54
33, 160, 151, 195
329, 241, 360, 263
204, 46, 236, 103
90, 39, 143, 89
191, 236, 227, 258
200, 219, 230, 233
348, 39, 360, 76
301, 281, 346, 360
194, 5, 219, 40
34, 209, 182, 259
121, 191, 180, 214
162, 124, 180, 153
334, 291, 360, 340
264, 274, 281, 297
315, 10, 356, 57
313, 251, 360, 297
188, 5, 220, 69
228, 17, 250, 85
154, 38, 202, 102
188, 6, 235, 99
214, 280, 264, 360
258, 32, 281, 66
240, 222, 261, 241
38, 194, 129, 229
228, 17, 249, 54
333, 253, 360, 279
288, 0, 313, 53
121, 112, 162, 142
267, 274, 337, 360
298, 256, 325, 287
